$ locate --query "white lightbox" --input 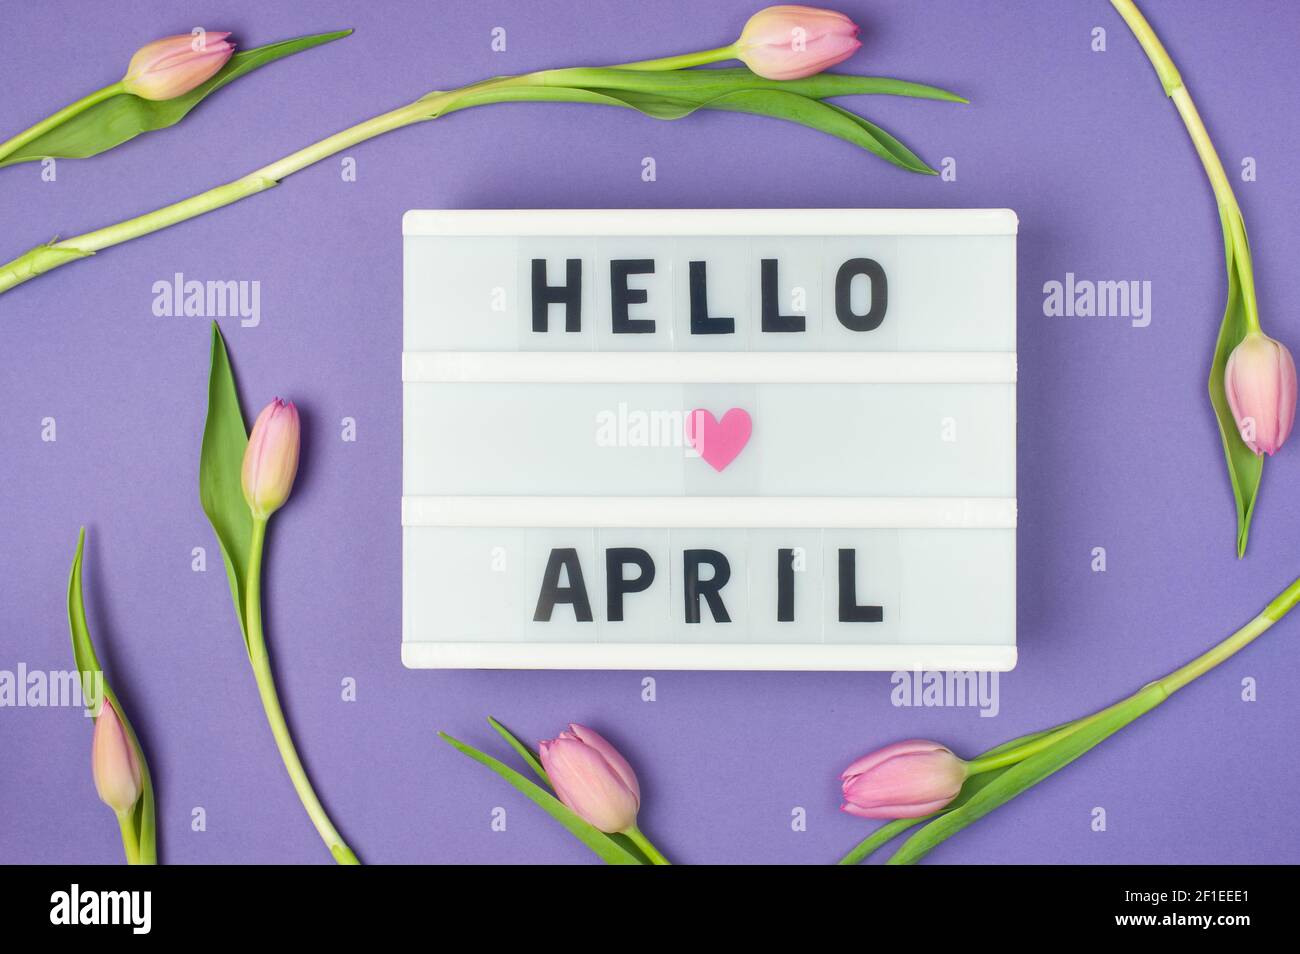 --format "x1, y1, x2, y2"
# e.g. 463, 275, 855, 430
402, 209, 1018, 670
